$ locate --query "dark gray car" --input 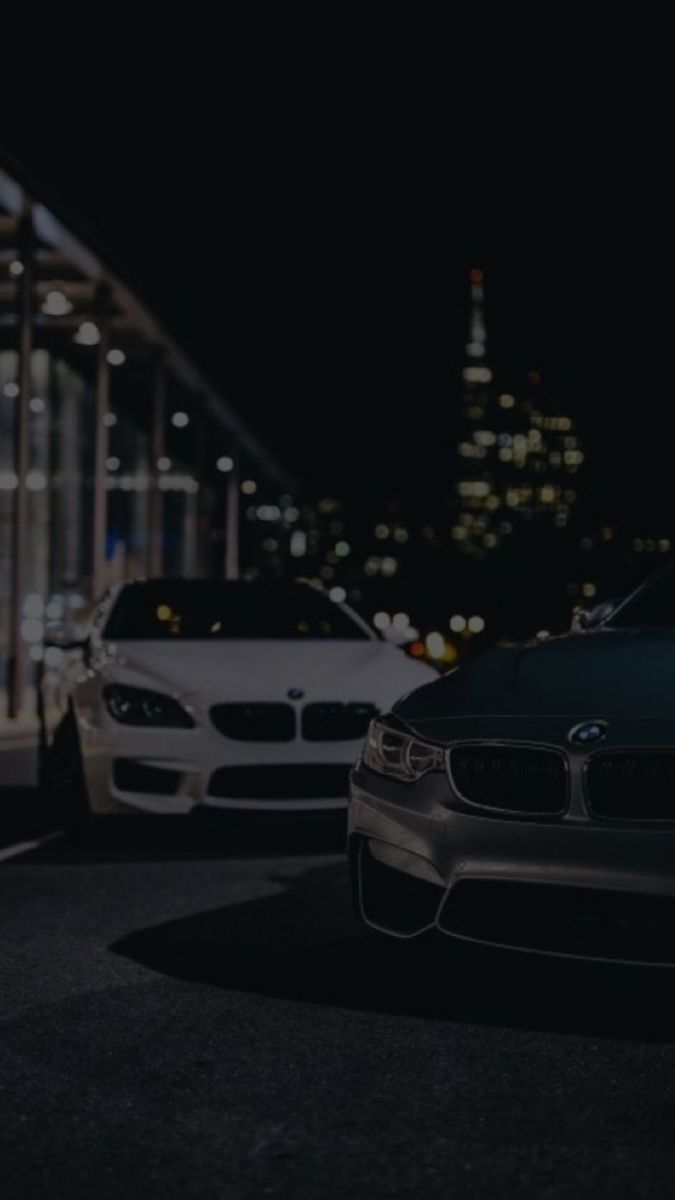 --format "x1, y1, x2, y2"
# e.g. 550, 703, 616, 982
348, 563, 675, 963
